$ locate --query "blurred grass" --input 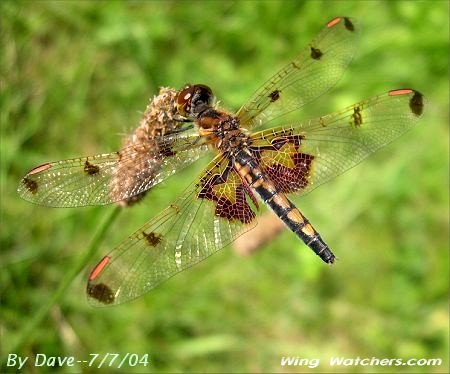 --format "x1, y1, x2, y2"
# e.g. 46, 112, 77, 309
1, 0, 448, 373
